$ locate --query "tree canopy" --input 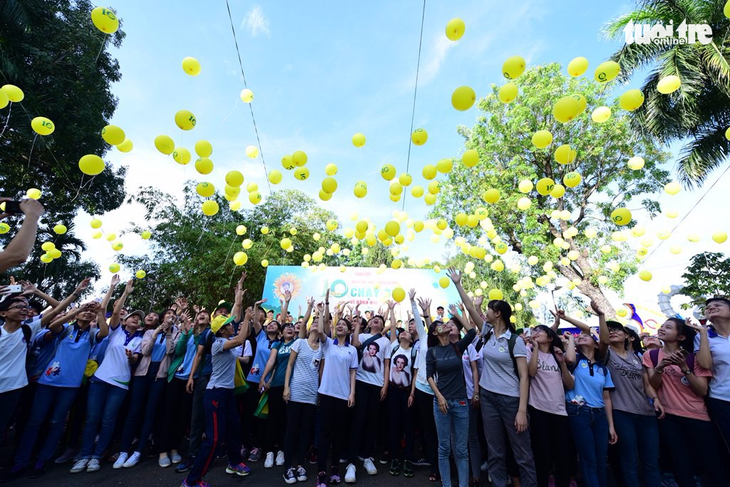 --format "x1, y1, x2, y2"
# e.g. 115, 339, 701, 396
681, 251, 730, 307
